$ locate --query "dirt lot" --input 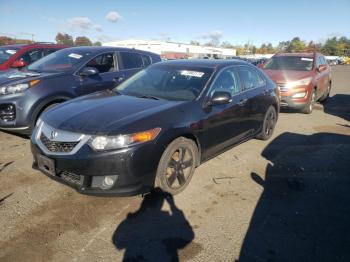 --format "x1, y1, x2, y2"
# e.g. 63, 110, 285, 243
0, 66, 349, 262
